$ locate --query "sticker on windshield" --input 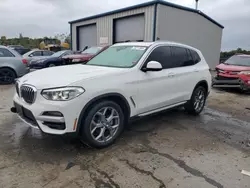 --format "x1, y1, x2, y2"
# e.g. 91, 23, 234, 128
131, 47, 146, 51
